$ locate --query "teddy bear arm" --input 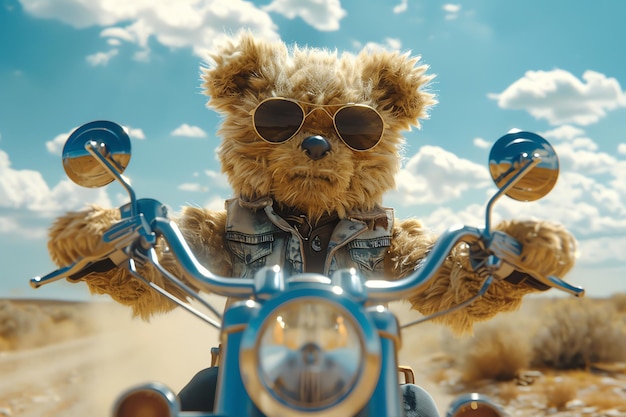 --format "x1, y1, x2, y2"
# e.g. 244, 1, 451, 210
48, 205, 120, 267
102, 208, 233, 318
46, 206, 181, 317
47, 206, 232, 319
389, 220, 538, 334
406, 244, 538, 334
176, 207, 232, 277
493, 219, 576, 279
